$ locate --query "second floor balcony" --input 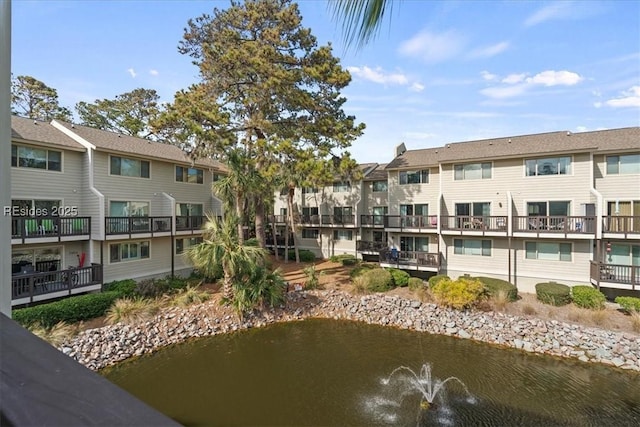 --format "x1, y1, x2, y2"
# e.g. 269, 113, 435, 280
513, 216, 596, 235
379, 249, 440, 271
321, 214, 355, 227
105, 216, 172, 236
384, 215, 438, 232
175, 215, 206, 233
11, 216, 91, 244
360, 214, 385, 227
356, 240, 387, 252
603, 215, 640, 238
